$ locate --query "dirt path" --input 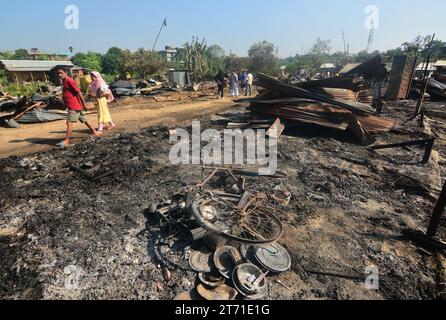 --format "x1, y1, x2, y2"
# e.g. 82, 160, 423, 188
0, 98, 236, 159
